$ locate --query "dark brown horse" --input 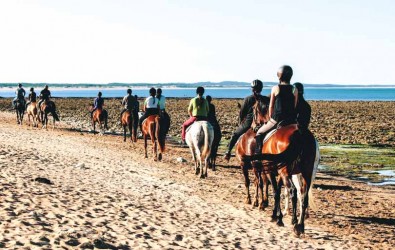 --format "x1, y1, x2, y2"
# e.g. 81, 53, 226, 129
40, 100, 59, 129
141, 115, 164, 161
15, 99, 25, 125
235, 97, 275, 211
249, 98, 319, 236
121, 110, 137, 142
91, 107, 108, 134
